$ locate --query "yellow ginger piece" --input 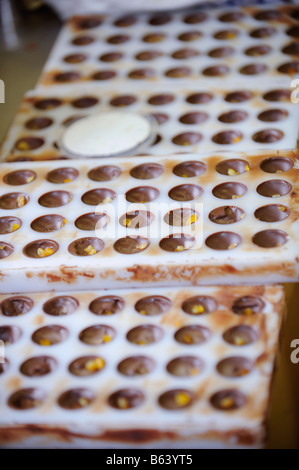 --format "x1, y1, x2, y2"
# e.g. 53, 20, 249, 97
243, 307, 253, 316
234, 336, 246, 346
220, 397, 234, 409
27, 176, 34, 183
226, 32, 236, 39
85, 357, 105, 372
12, 223, 20, 232
272, 194, 280, 198
245, 165, 250, 172
232, 194, 241, 199
191, 368, 199, 375
182, 174, 188, 178
124, 218, 132, 227
183, 334, 193, 344
16, 195, 25, 207
228, 243, 238, 250
78, 397, 89, 407
84, 244, 97, 255
37, 247, 54, 257
227, 168, 238, 176
233, 136, 241, 143
137, 243, 147, 250
103, 334, 111, 343
17, 141, 30, 151
139, 309, 147, 316
175, 245, 185, 252
117, 397, 130, 409
192, 304, 204, 314
186, 214, 197, 225
64, 178, 72, 183
103, 197, 112, 204
61, 218, 68, 227
279, 205, 287, 212
40, 338, 51, 346
175, 392, 191, 407
0, 245, 5, 250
